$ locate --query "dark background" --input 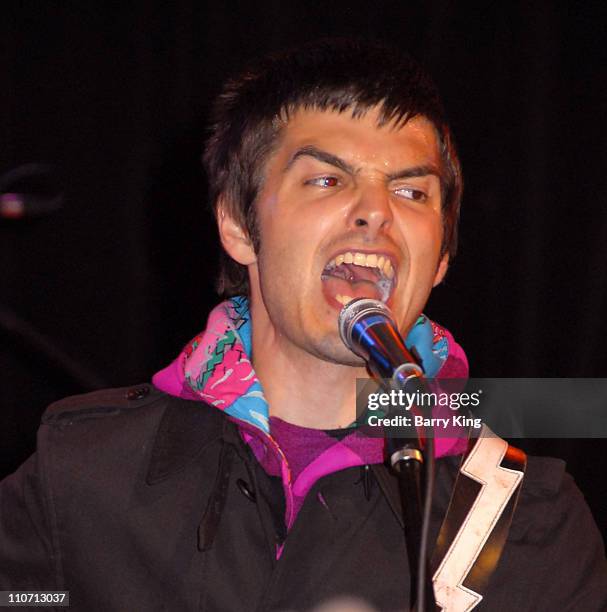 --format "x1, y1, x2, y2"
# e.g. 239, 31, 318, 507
1, 2, 606, 541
